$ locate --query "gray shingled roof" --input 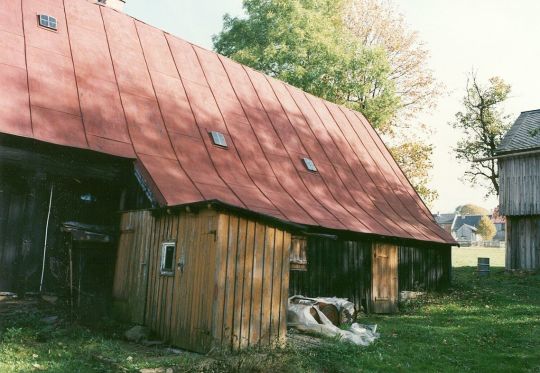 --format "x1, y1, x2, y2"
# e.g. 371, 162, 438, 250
497, 109, 540, 154
433, 213, 455, 225
452, 215, 488, 231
